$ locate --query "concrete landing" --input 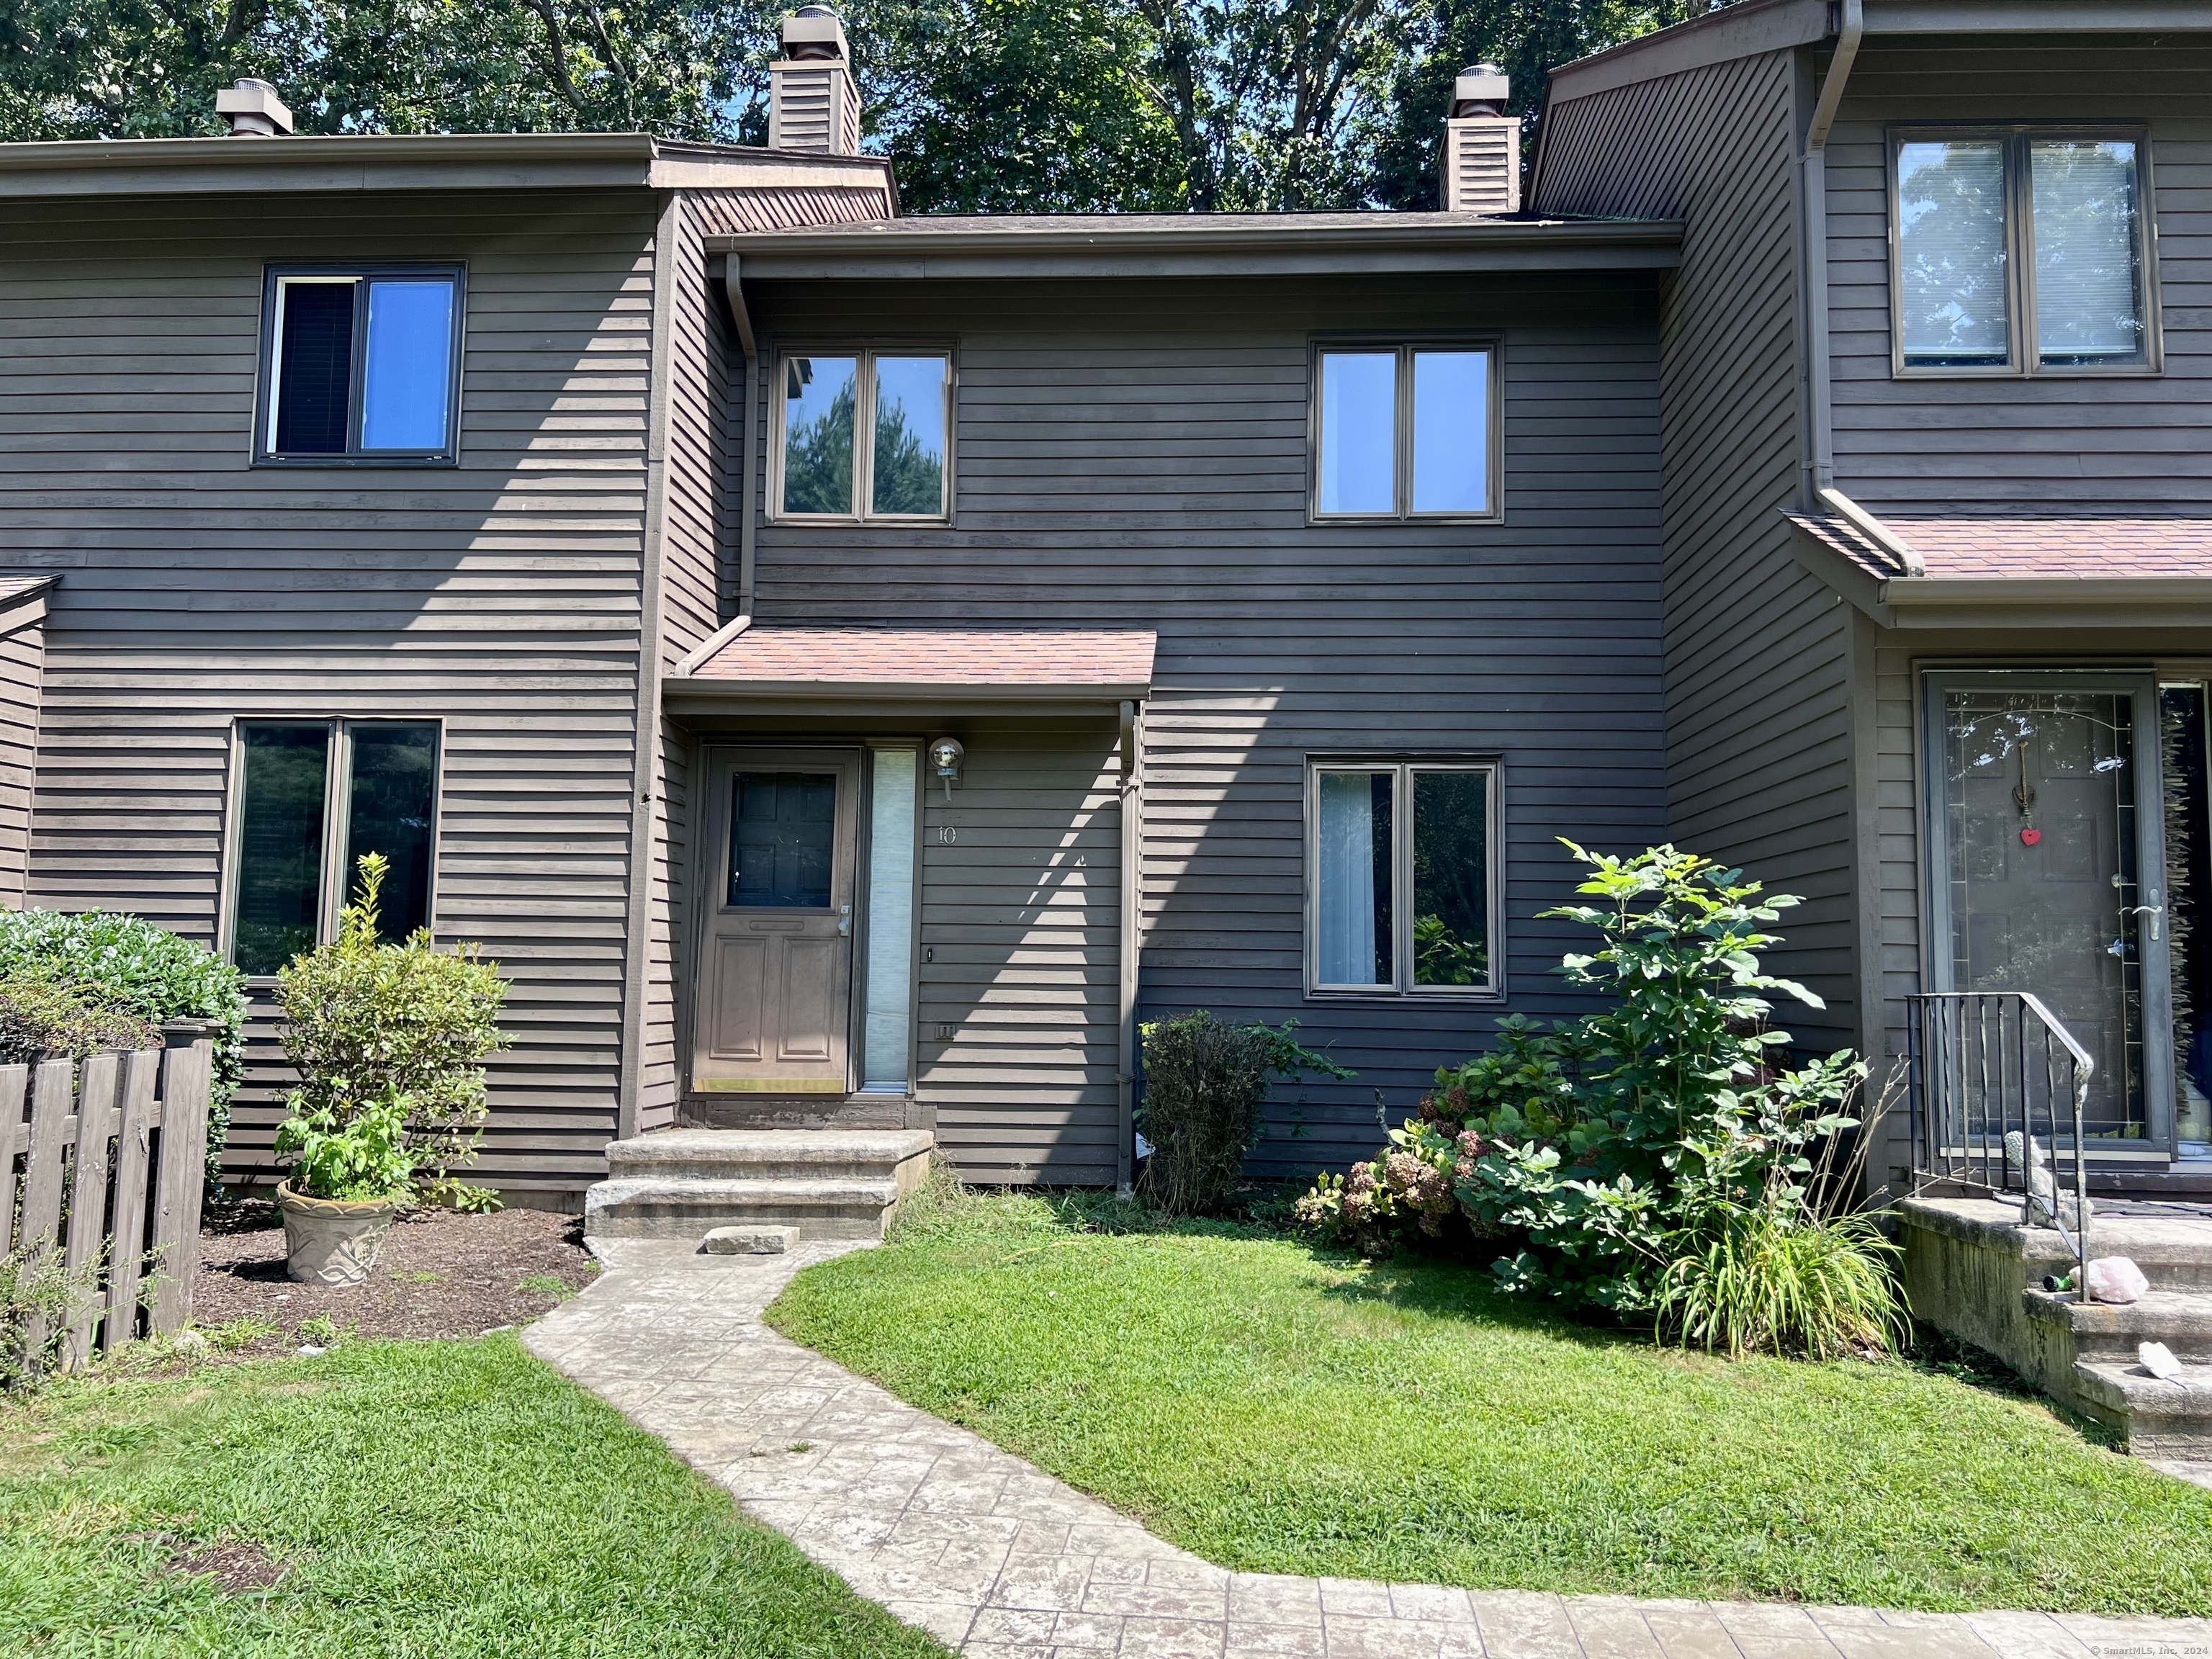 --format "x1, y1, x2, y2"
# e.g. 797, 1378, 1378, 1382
583, 1128, 935, 1241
